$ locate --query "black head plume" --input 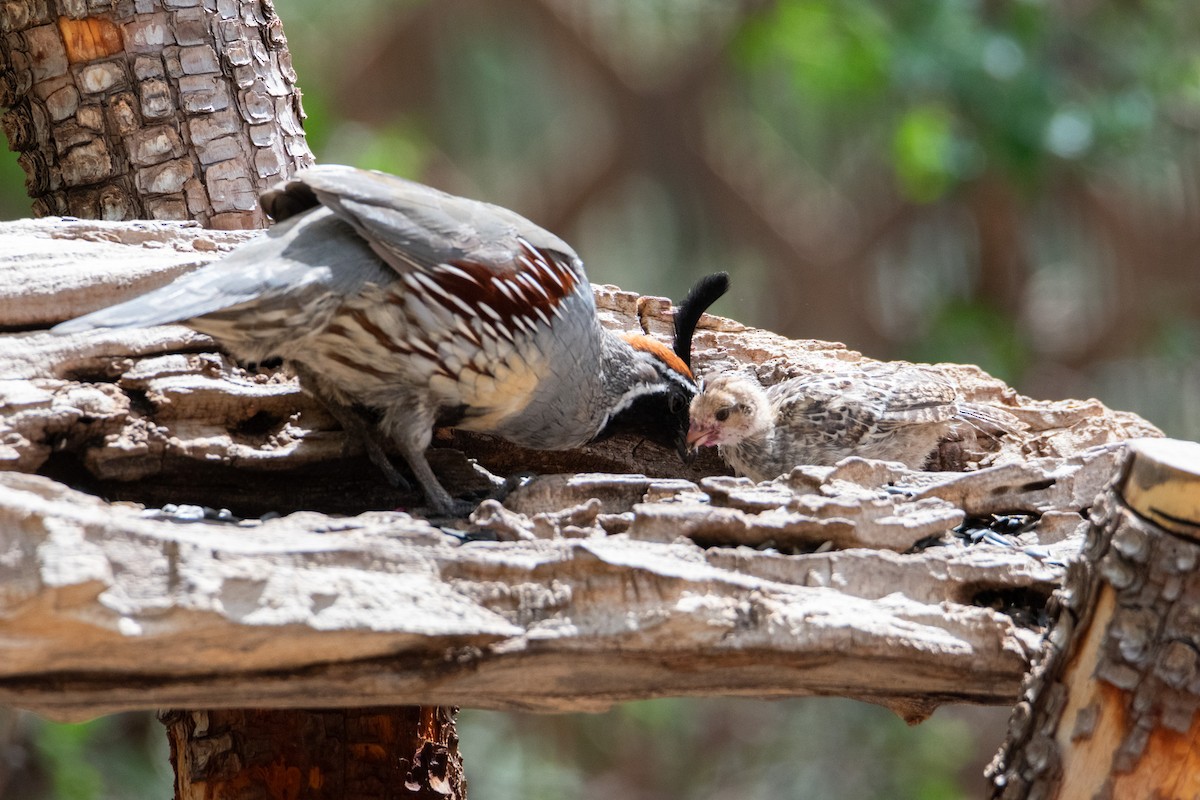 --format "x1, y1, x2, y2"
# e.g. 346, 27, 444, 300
671, 271, 729, 463
673, 271, 729, 372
